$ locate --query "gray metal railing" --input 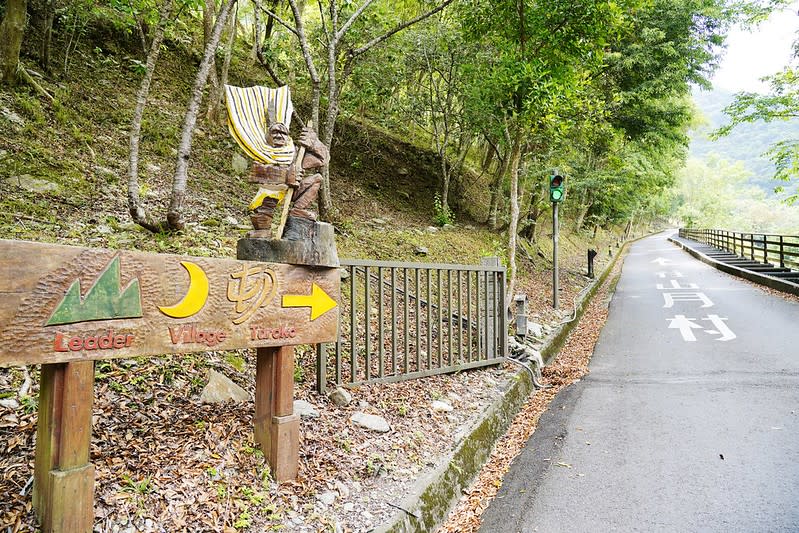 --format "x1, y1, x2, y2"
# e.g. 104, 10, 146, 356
316, 257, 507, 392
679, 228, 799, 270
